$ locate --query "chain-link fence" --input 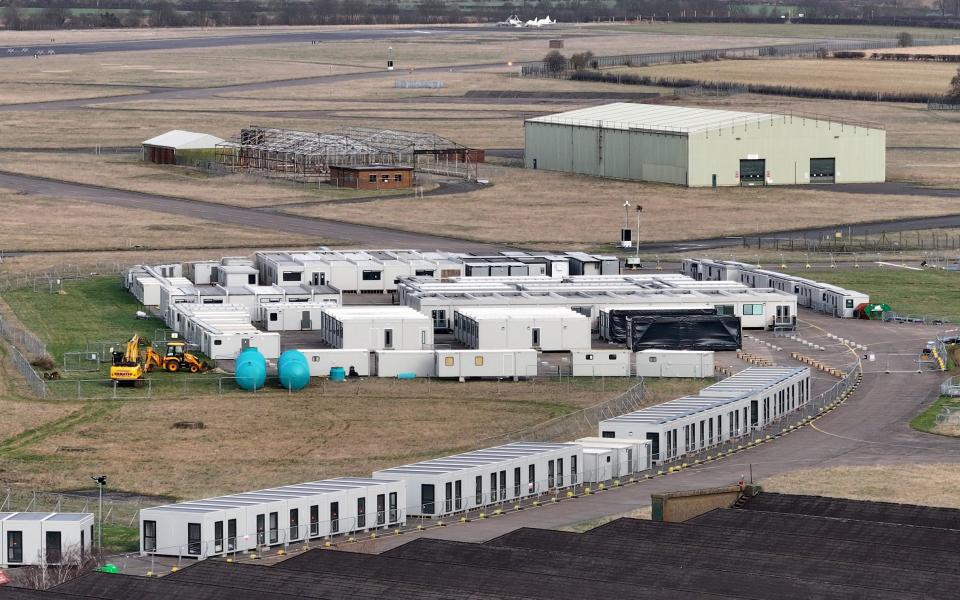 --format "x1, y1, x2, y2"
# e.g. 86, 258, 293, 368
942, 376, 960, 397
0, 489, 146, 529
